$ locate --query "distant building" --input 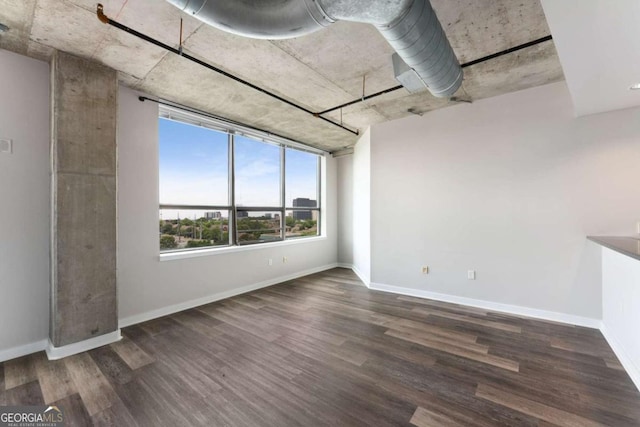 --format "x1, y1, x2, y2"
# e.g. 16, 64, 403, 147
274, 213, 280, 221
205, 211, 222, 219
264, 213, 272, 219
237, 211, 249, 218
292, 198, 317, 220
